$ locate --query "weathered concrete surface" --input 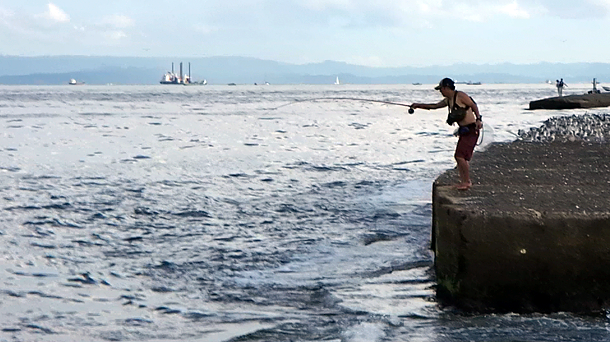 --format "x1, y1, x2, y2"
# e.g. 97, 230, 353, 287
433, 140, 610, 314
529, 93, 610, 110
